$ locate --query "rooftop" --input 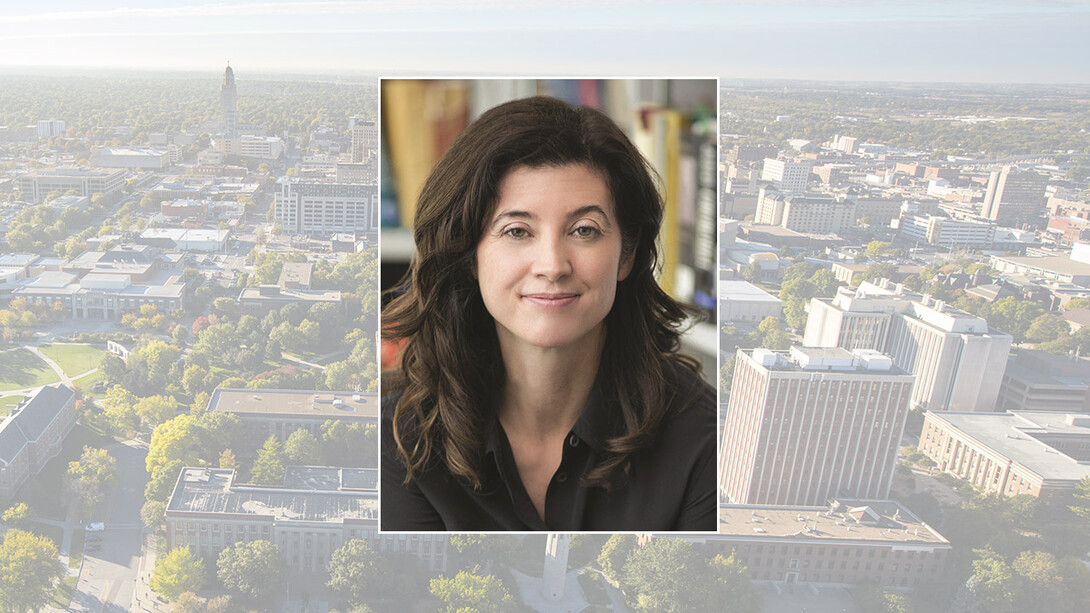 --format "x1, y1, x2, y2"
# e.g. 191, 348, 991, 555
718, 279, 781, 303
167, 467, 377, 522
0, 385, 74, 463
208, 388, 377, 420
715, 499, 948, 546
929, 411, 1090, 482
